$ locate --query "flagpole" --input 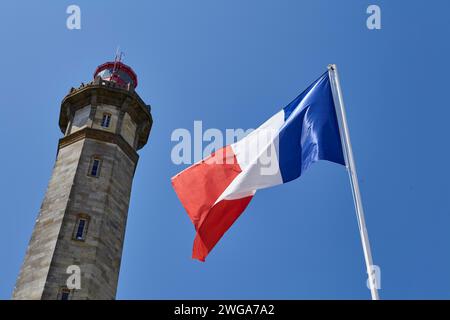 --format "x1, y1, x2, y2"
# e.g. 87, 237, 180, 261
328, 64, 380, 300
